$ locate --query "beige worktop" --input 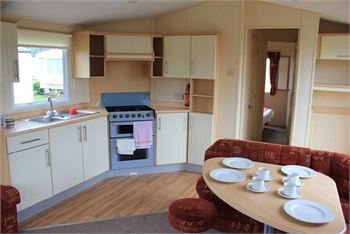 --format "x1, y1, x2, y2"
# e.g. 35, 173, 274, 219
150, 105, 189, 114
1, 107, 108, 138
